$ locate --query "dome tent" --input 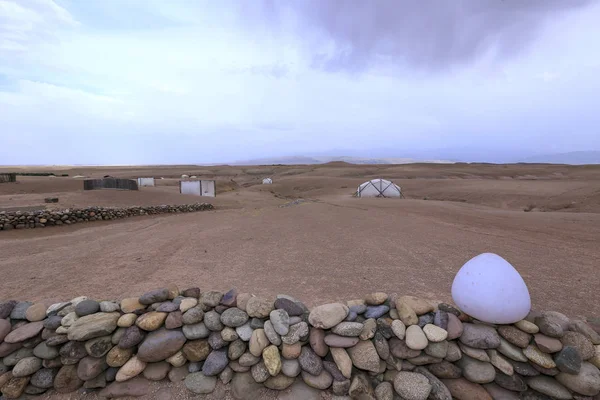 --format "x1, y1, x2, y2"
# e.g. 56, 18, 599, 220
262, 178, 273, 184
355, 178, 402, 198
